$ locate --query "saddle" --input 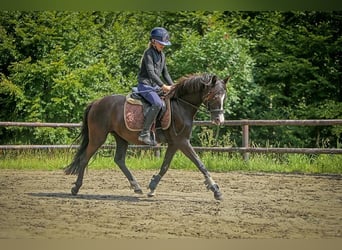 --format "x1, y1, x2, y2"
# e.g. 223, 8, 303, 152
124, 88, 171, 132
